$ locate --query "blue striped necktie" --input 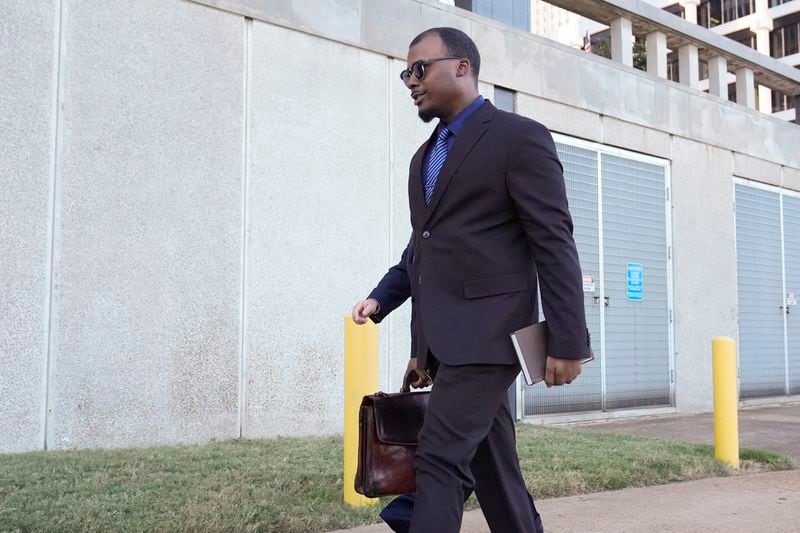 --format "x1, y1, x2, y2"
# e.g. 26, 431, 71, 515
424, 126, 451, 205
